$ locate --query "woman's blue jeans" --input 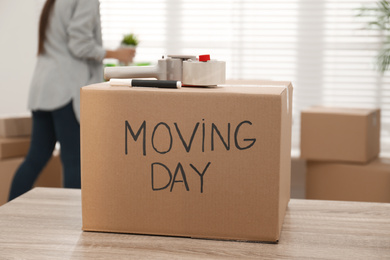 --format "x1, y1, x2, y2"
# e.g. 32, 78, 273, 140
8, 101, 80, 201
